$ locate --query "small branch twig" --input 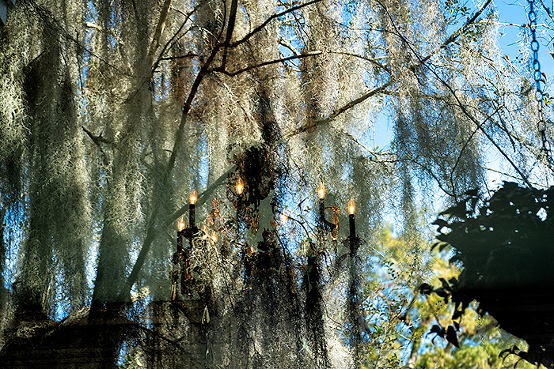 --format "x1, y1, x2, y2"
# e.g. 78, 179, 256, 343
214, 51, 322, 76
230, 0, 324, 48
